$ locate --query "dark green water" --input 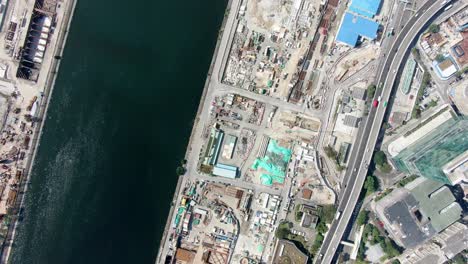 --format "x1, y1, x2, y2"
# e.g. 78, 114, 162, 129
11, 0, 226, 263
